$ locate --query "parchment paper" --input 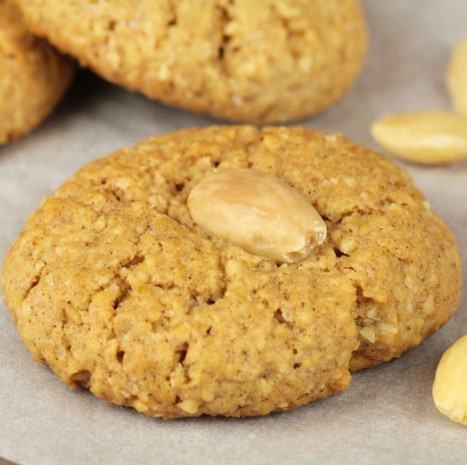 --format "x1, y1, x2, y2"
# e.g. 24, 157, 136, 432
1, 1, 466, 464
